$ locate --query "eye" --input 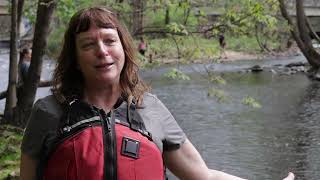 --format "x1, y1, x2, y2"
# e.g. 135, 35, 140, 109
103, 38, 116, 45
81, 42, 95, 49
